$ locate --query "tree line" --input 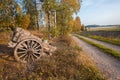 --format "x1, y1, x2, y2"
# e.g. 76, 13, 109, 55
0, 0, 84, 36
